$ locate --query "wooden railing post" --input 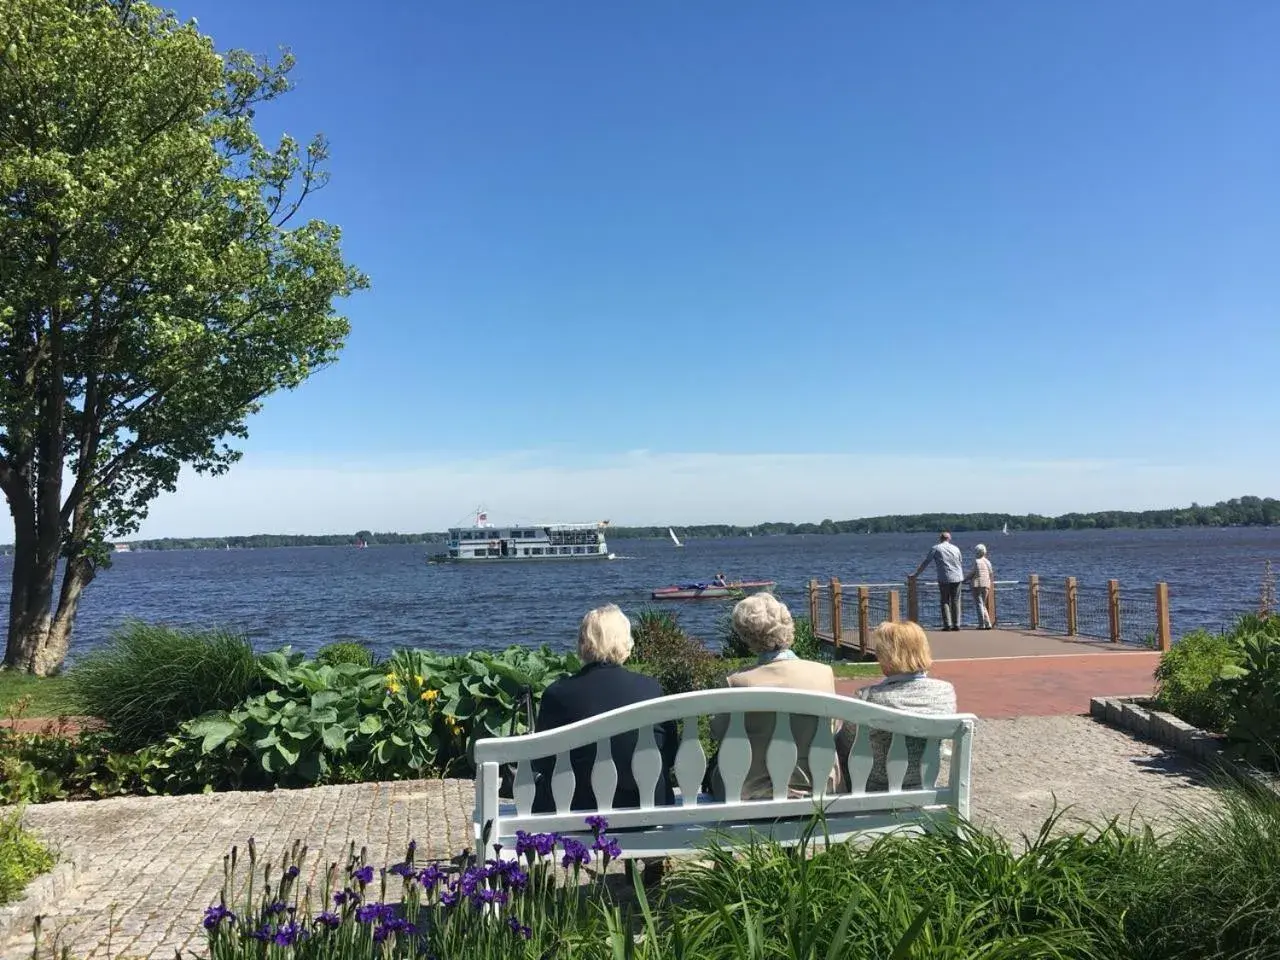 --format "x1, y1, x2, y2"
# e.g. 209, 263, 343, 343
808, 579, 820, 633
830, 577, 843, 653
1066, 576, 1078, 636
857, 585, 870, 656
888, 589, 900, 623
987, 584, 997, 627
1108, 579, 1121, 643
1155, 582, 1171, 652
1028, 574, 1040, 630
907, 576, 919, 623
